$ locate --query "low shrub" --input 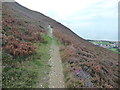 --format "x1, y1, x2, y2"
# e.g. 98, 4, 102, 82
3, 36, 36, 56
